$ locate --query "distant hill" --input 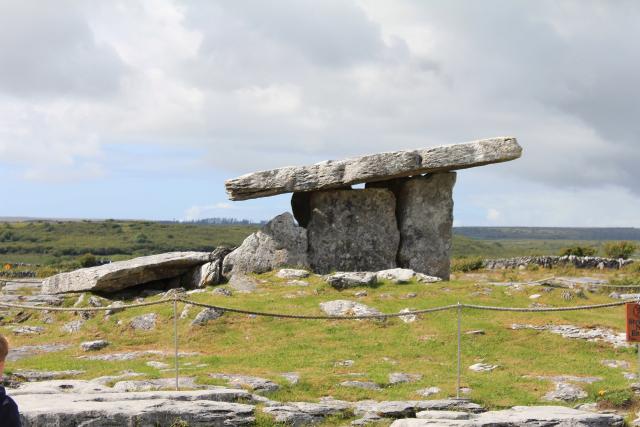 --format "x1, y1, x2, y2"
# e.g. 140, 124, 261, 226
454, 227, 640, 241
